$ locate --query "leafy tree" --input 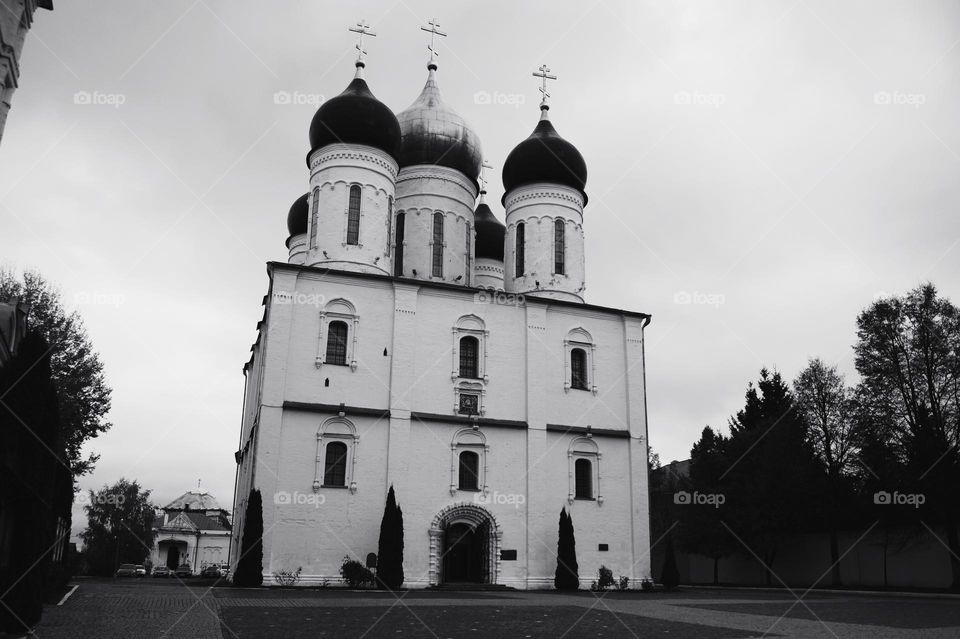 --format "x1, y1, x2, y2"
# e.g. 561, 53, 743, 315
723, 369, 825, 585
0, 268, 112, 477
554, 508, 579, 590
793, 358, 858, 585
233, 489, 264, 586
677, 426, 733, 584
79, 479, 156, 577
376, 485, 404, 590
854, 284, 960, 586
